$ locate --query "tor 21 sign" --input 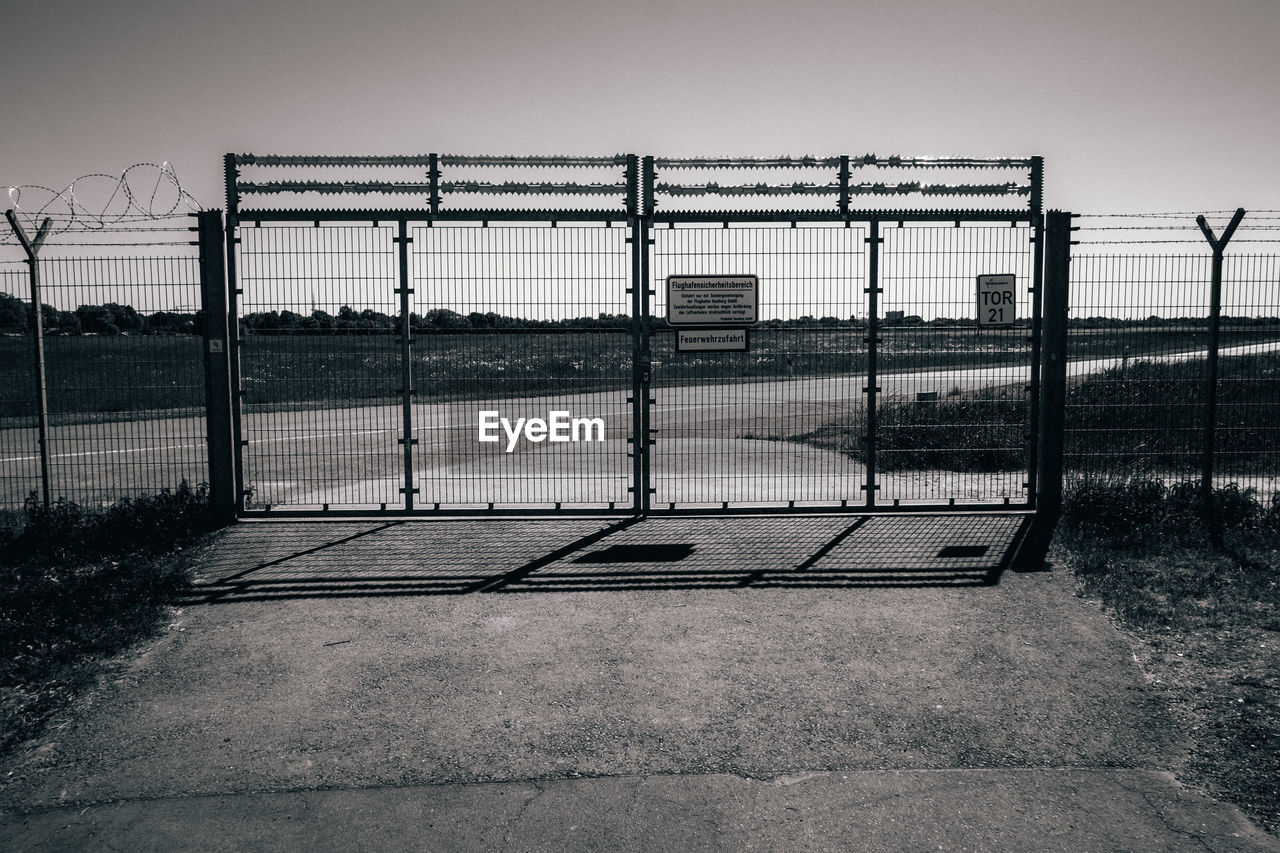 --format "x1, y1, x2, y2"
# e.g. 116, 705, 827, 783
977, 274, 1016, 327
